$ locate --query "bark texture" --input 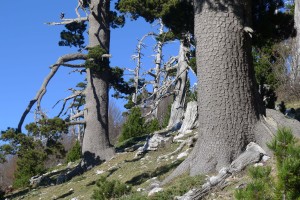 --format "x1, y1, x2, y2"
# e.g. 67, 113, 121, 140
293, 0, 300, 82
166, 0, 263, 180
168, 41, 189, 128
81, 0, 114, 166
